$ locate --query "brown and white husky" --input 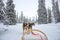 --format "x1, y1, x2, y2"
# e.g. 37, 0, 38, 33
23, 22, 35, 35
